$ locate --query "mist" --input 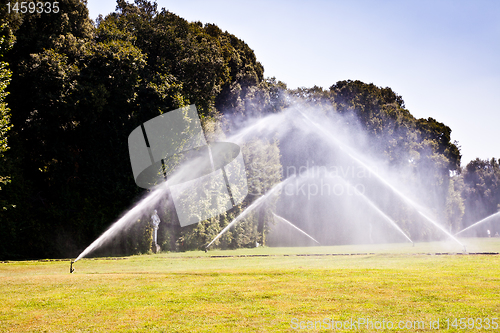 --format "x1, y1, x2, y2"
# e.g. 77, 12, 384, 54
73, 90, 500, 260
